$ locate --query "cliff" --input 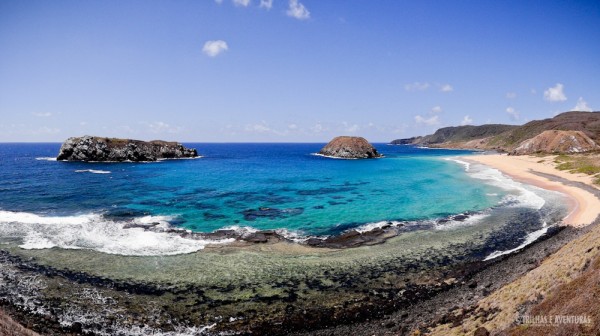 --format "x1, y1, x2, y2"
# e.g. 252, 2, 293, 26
56, 136, 198, 162
319, 136, 382, 159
